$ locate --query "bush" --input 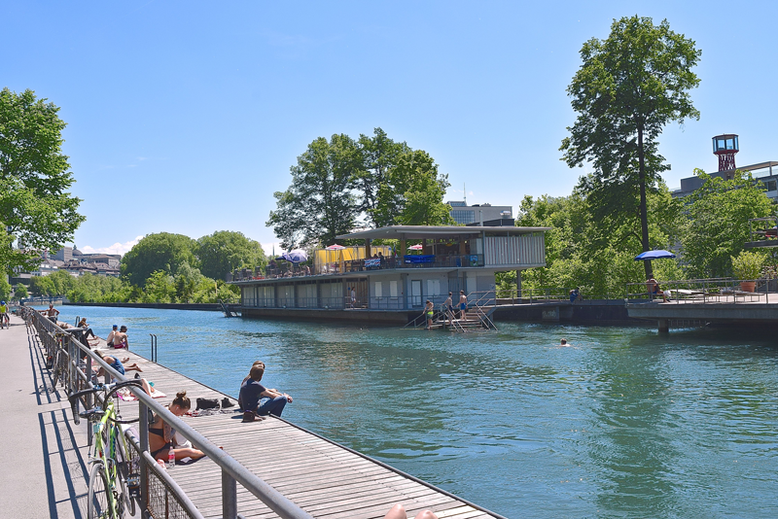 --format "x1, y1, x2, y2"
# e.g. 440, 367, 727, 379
731, 251, 764, 280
